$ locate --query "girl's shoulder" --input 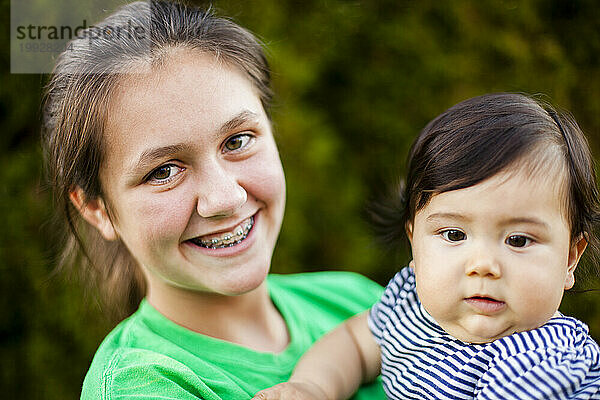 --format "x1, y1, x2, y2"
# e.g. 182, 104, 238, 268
80, 307, 212, 399
267, 270, 383, 308
267, 271, 383, 340
80, 301, 259, 399
81, 344, 214, 399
